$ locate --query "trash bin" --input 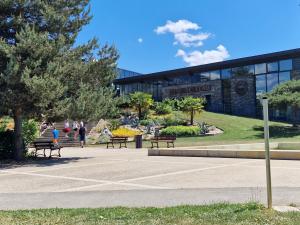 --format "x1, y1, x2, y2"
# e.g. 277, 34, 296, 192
135, 135, 143, 148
